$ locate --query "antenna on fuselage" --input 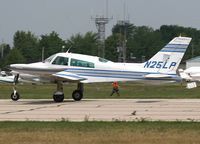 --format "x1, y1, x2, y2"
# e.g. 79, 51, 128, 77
66, 46, 71, 53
